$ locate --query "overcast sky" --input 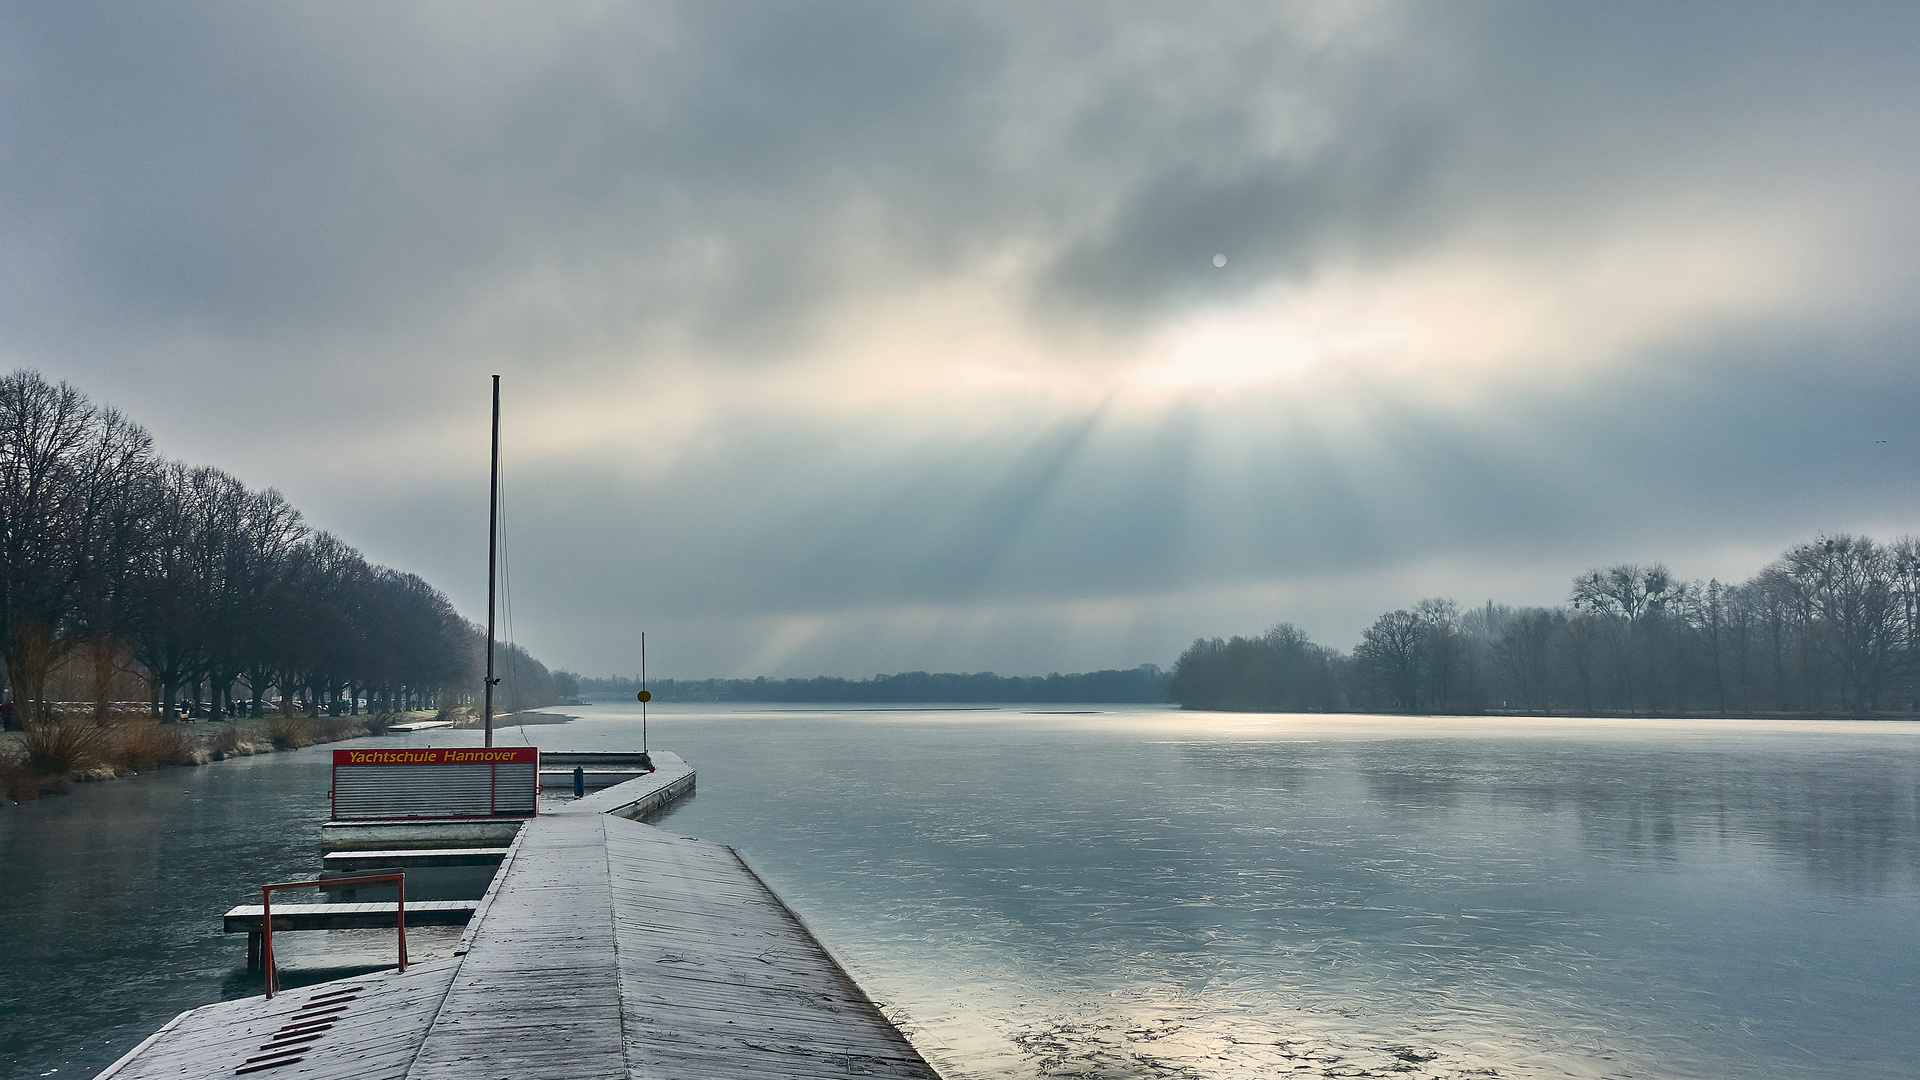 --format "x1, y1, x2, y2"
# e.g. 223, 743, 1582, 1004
4, 2, 1918, 678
